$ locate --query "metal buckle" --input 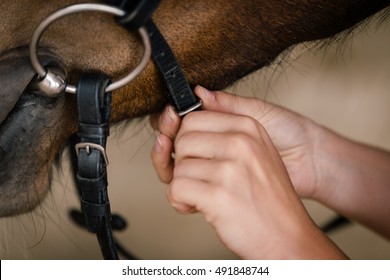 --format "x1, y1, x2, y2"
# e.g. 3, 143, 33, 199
75, 142, 109, 166
177, 100, 203, 116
